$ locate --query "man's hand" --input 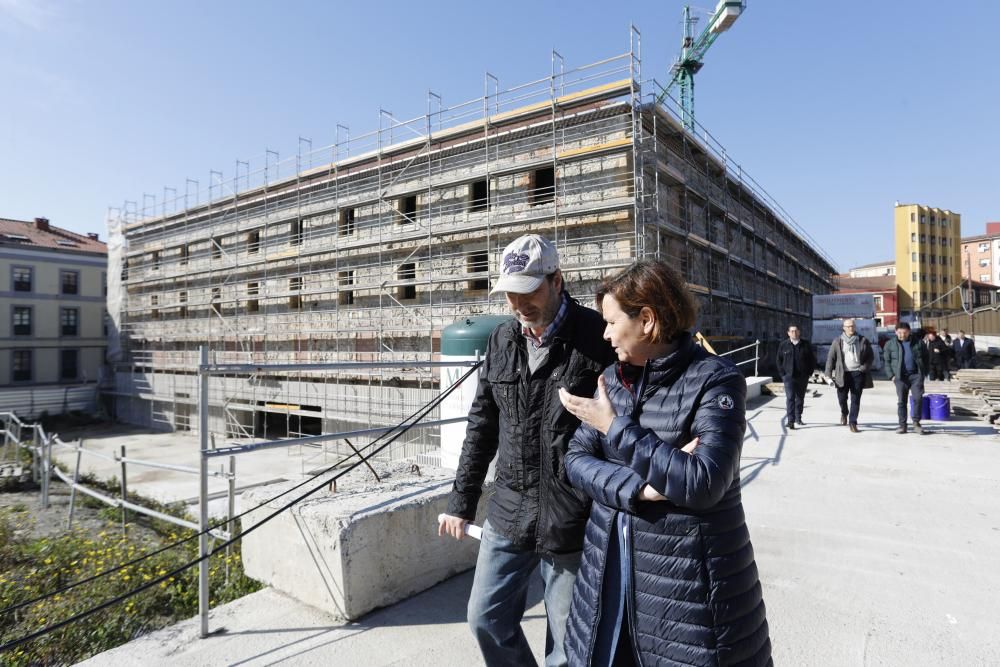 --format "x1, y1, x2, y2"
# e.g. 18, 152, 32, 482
438, 514, 469, 541
558, 374, 616, 435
